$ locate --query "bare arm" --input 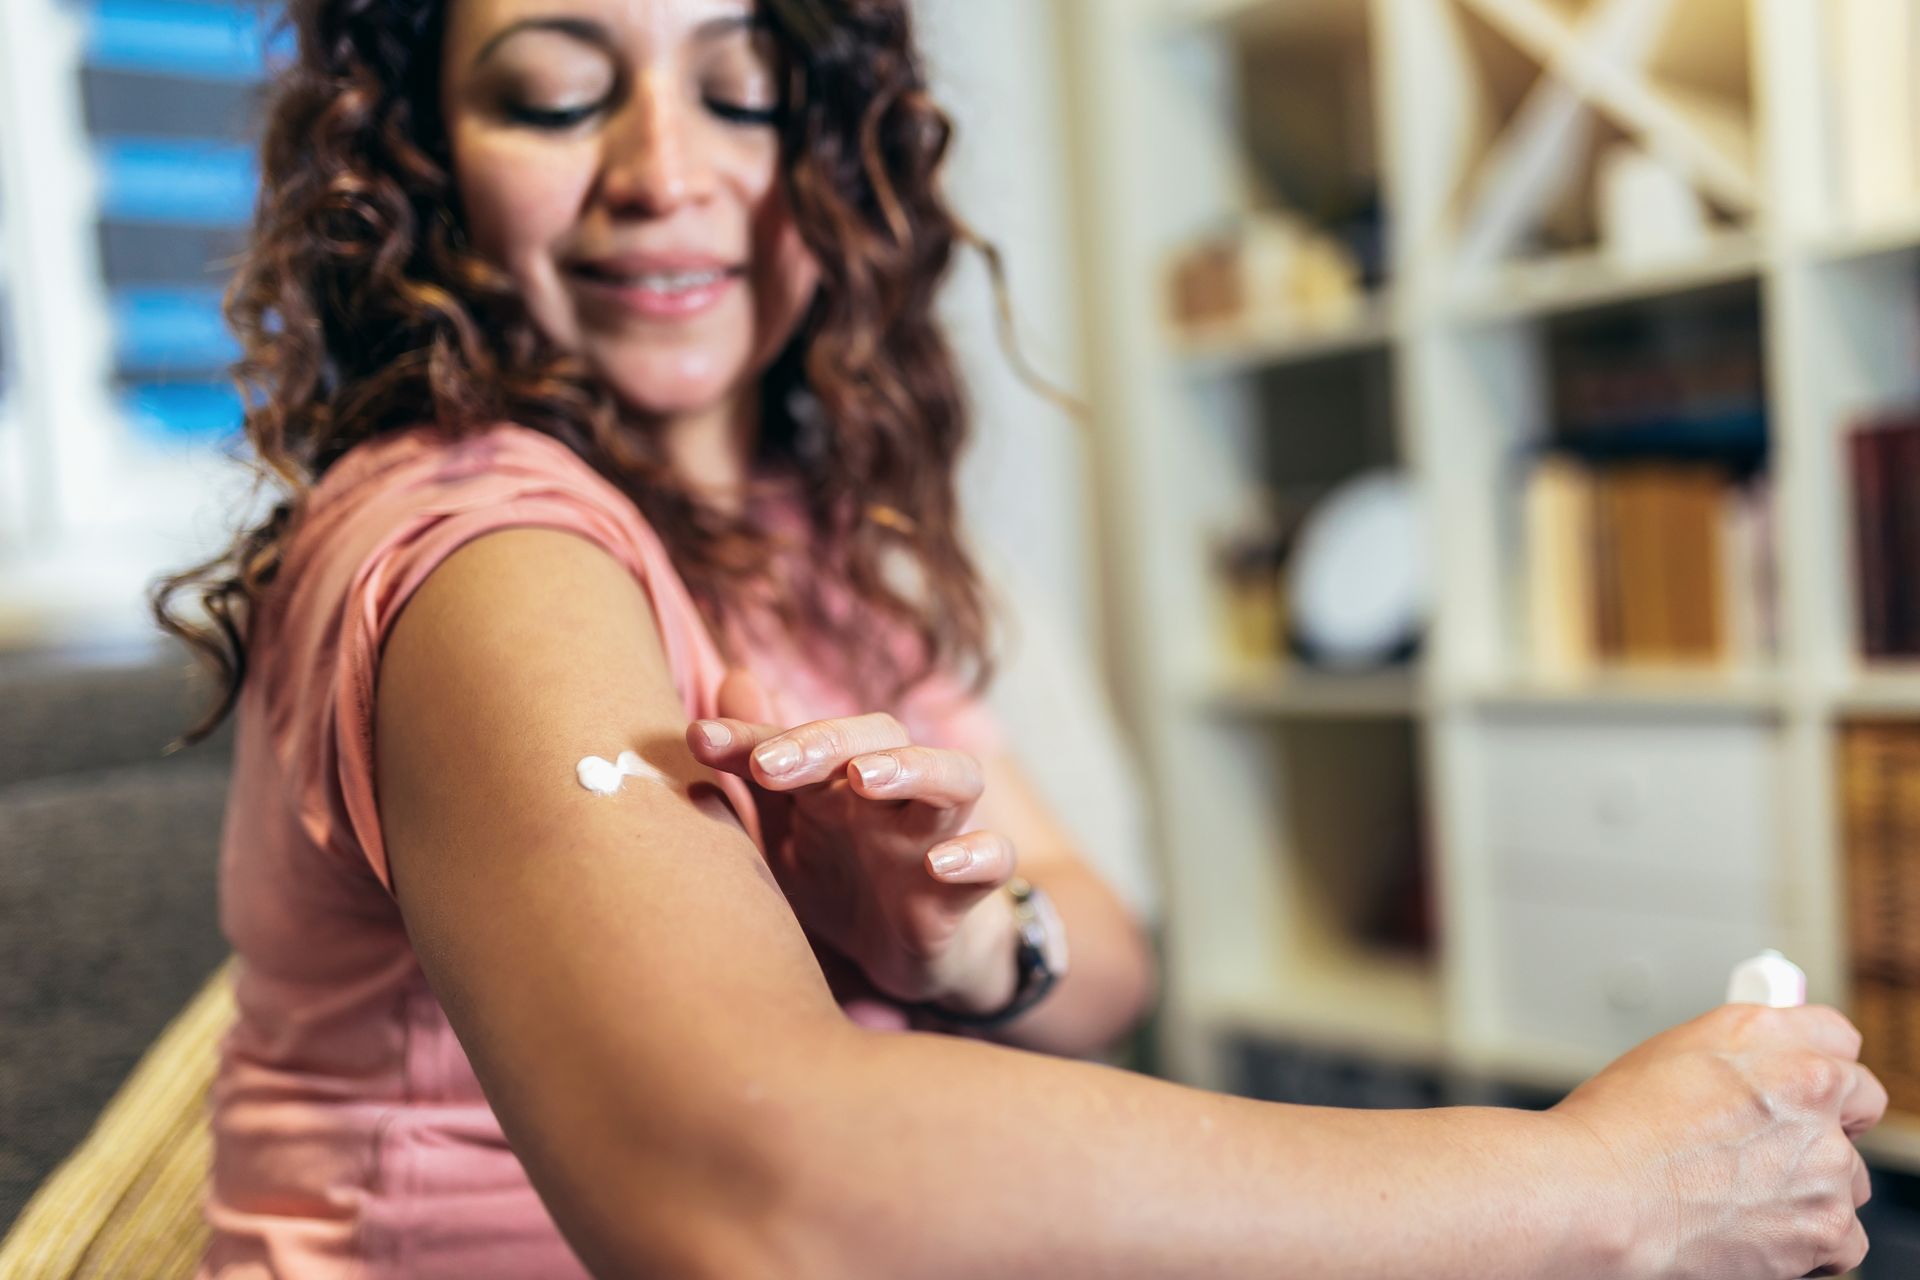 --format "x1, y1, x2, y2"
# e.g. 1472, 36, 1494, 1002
374, 527, 1866, 1280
